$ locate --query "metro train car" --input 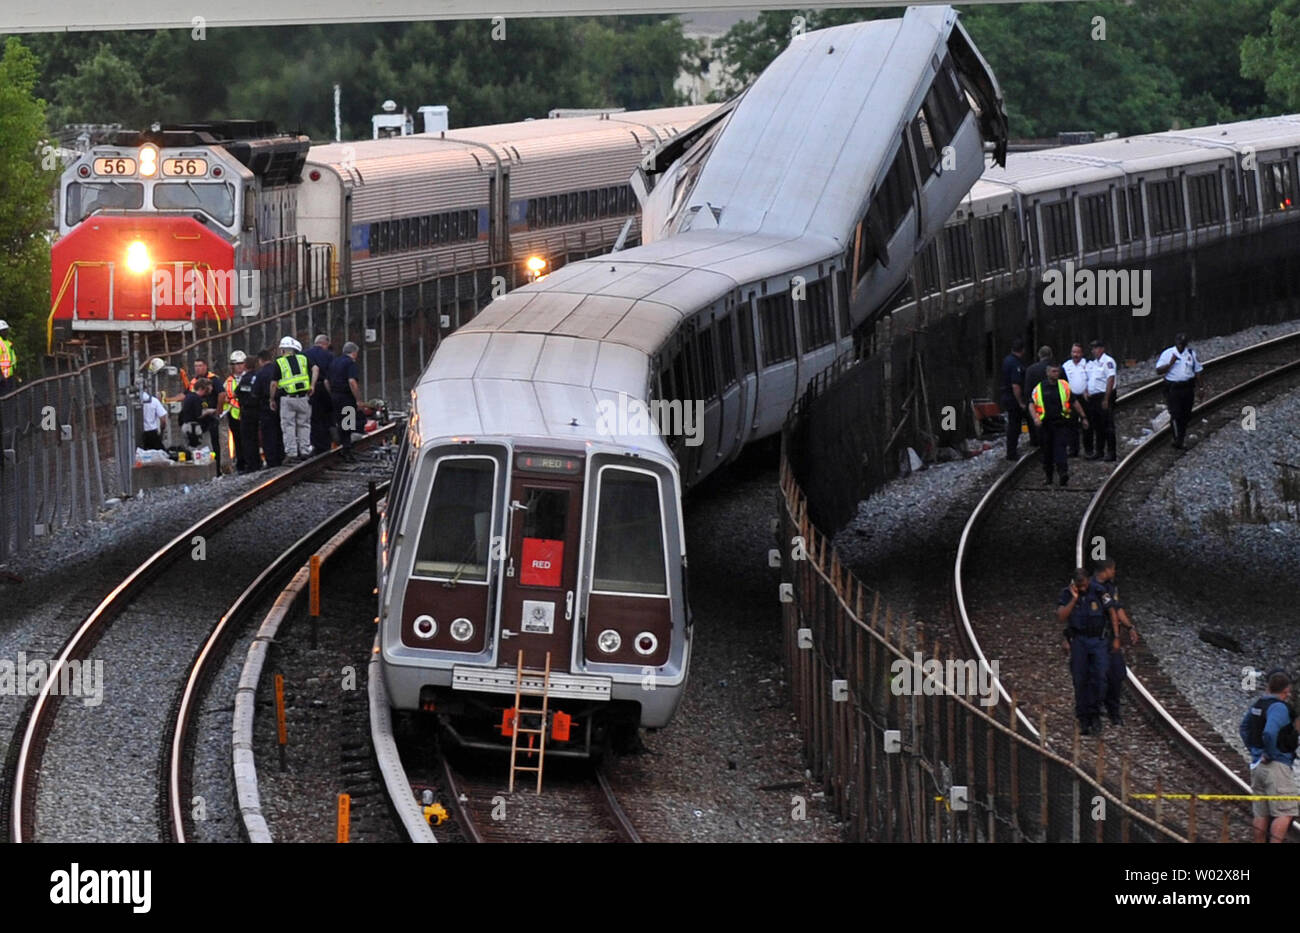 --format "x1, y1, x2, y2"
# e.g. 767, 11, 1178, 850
48, 107, 713, 350
912, 114, 1300, 320
376, 6, 1009, 753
